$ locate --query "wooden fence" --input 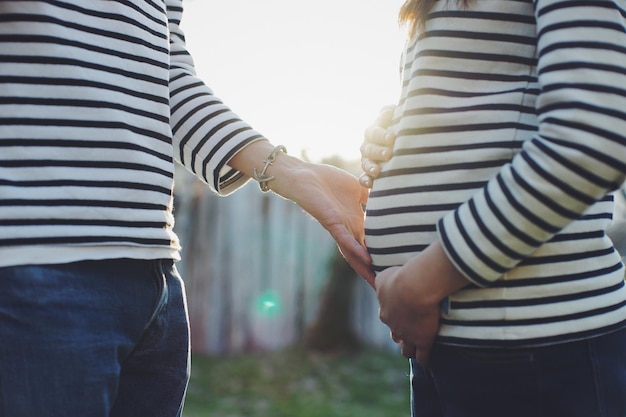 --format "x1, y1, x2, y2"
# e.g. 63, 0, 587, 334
173, 169, 395, 355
